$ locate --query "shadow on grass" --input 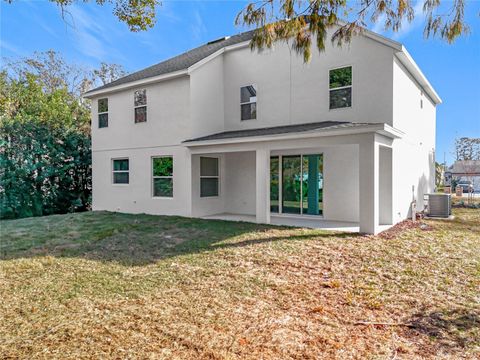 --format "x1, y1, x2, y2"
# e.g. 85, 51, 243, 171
407, 308, 480, 351
0, 211, 358, 266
